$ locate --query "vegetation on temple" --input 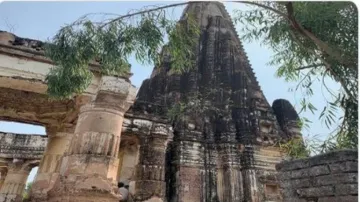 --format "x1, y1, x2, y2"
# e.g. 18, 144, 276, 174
45, 2, 357, 156
45, 3, 199, 99
22, 182, 32, 200
233, 1, 358, 154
